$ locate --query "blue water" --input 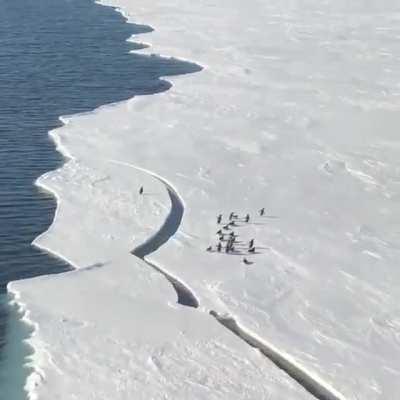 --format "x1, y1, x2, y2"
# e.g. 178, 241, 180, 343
0, 0, 200, 393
